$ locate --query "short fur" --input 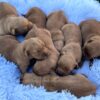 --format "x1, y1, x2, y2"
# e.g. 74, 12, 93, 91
25, 25, 59, 76
46, 11, 68, 31
56, 23, 82, 75
25, 7, 47, 28
0, 2, 33, 36
50, 29, 64, 52
22, 73, 96, 98
80, 19, 100, 59
0, 35, 49, 73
